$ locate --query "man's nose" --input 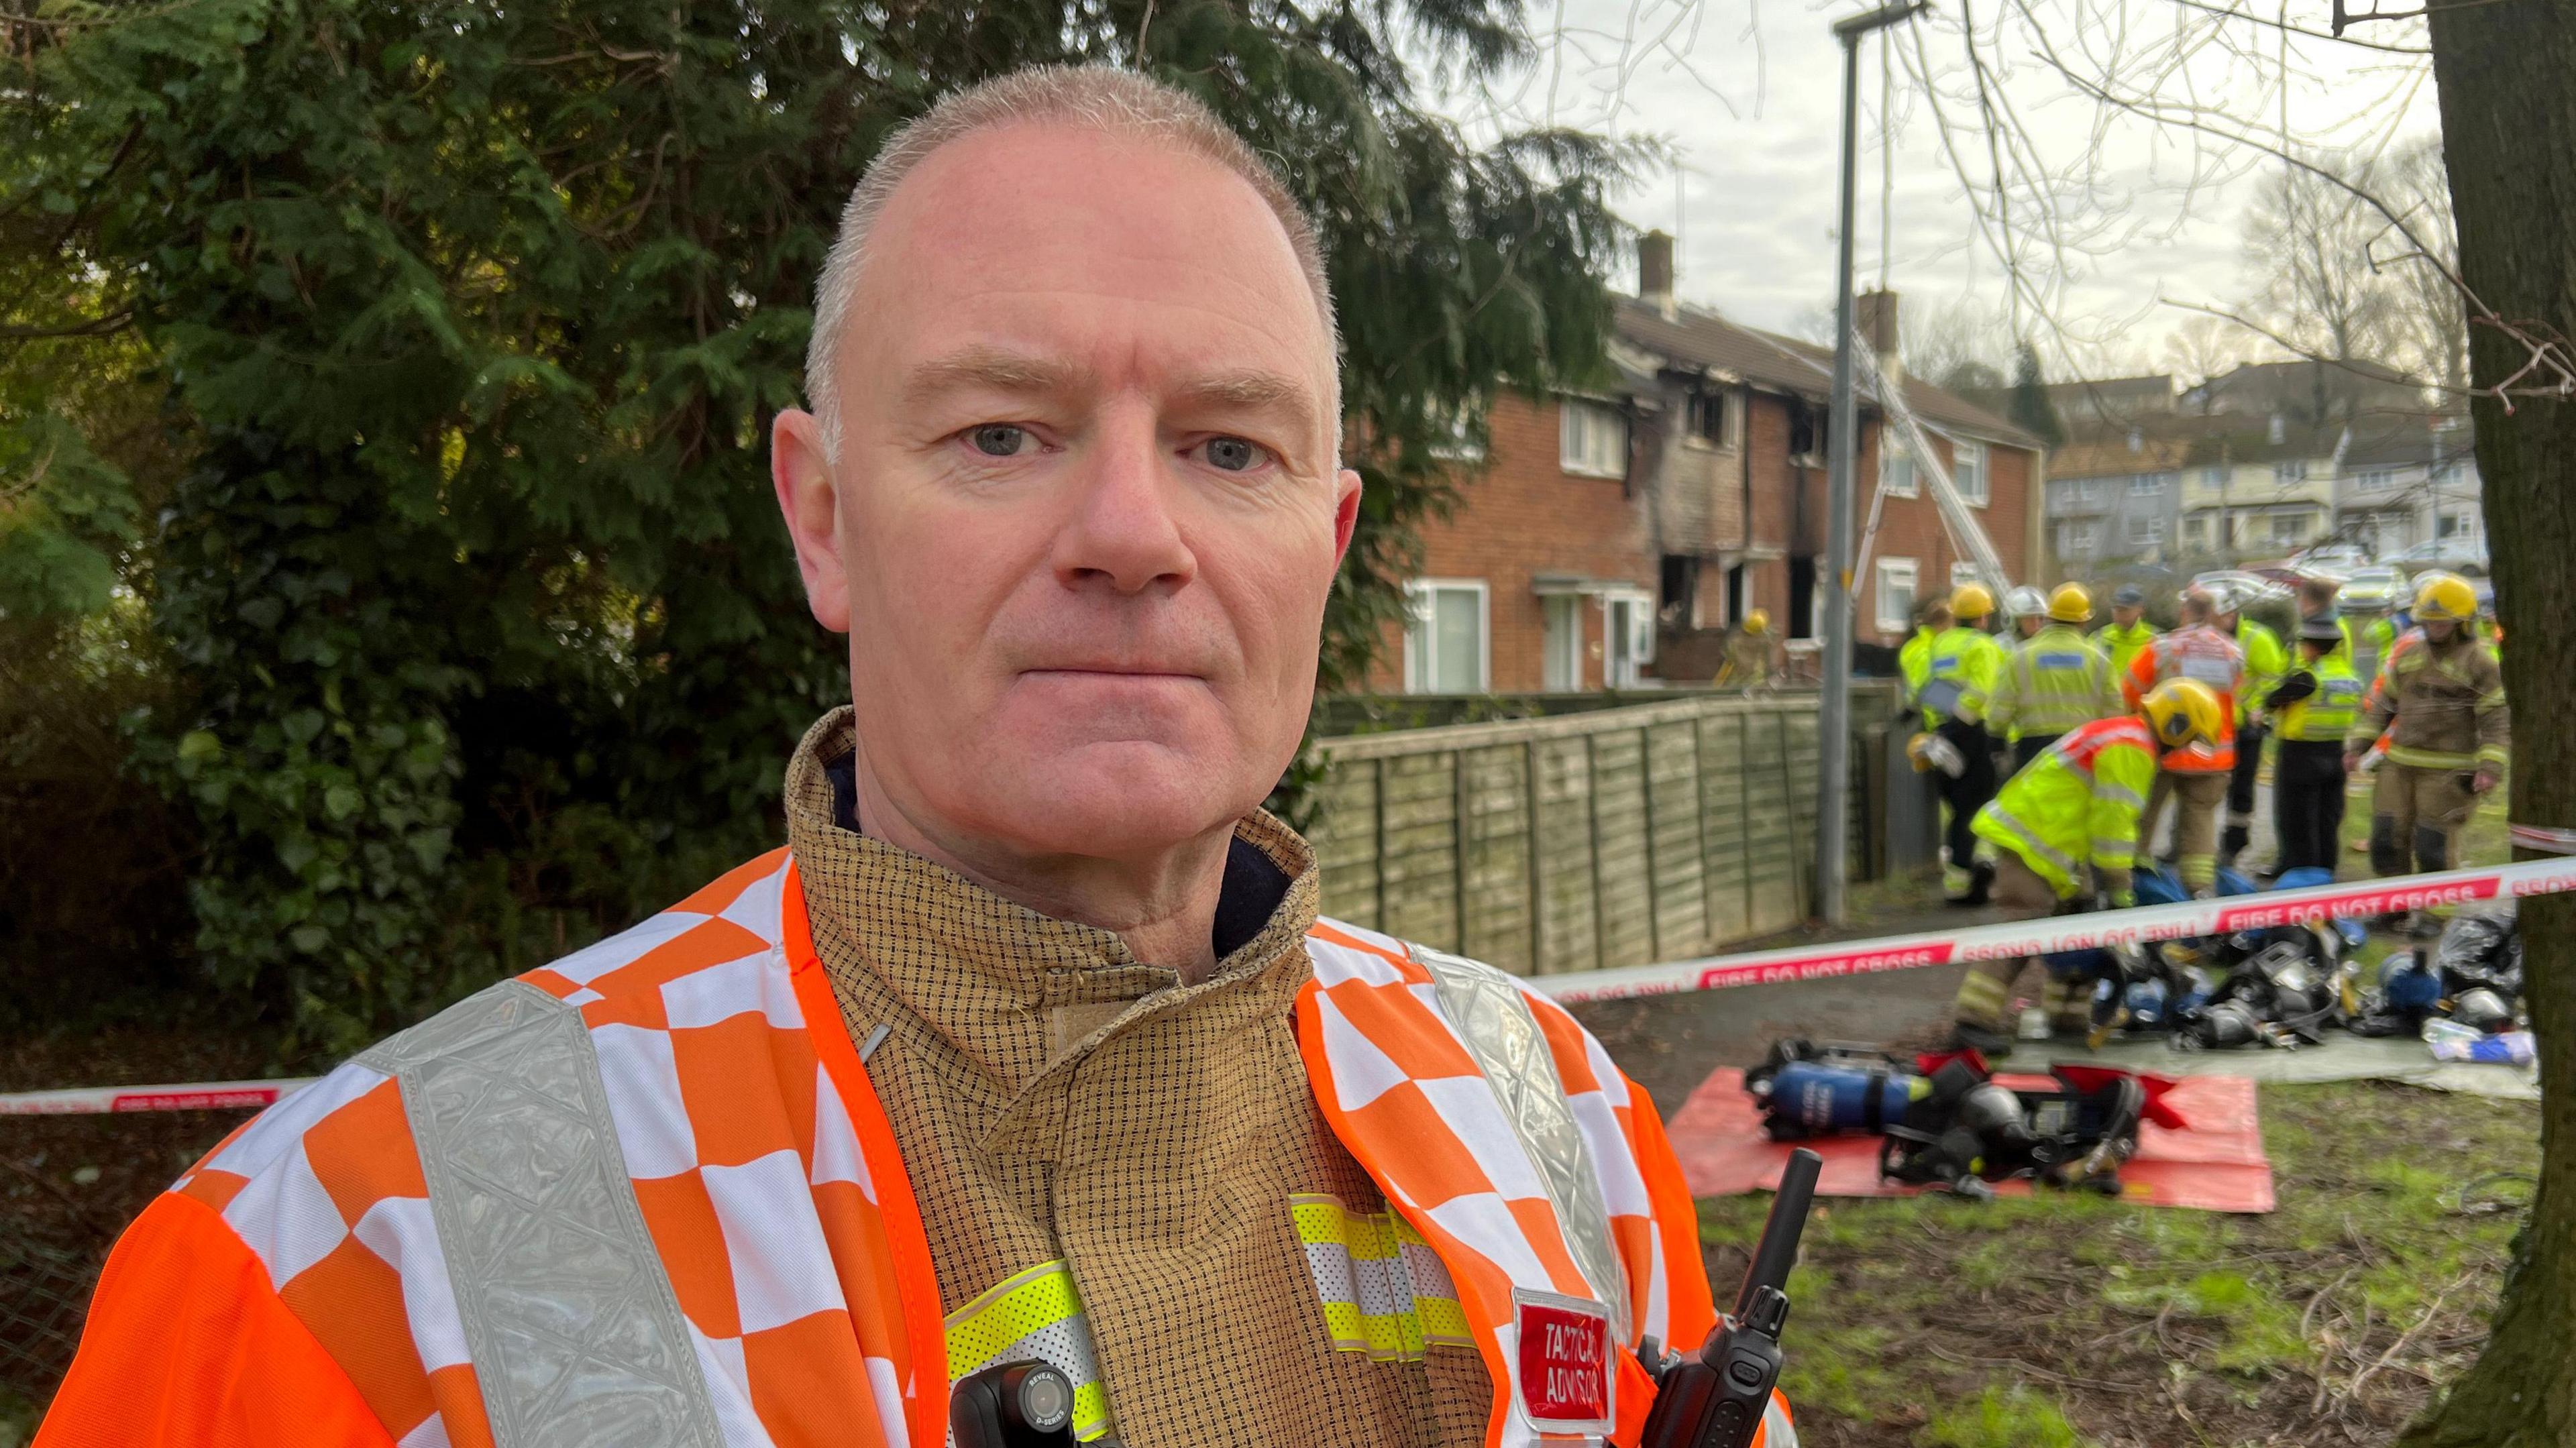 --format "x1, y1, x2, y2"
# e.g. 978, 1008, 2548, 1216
1051, 410, 1197, 595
